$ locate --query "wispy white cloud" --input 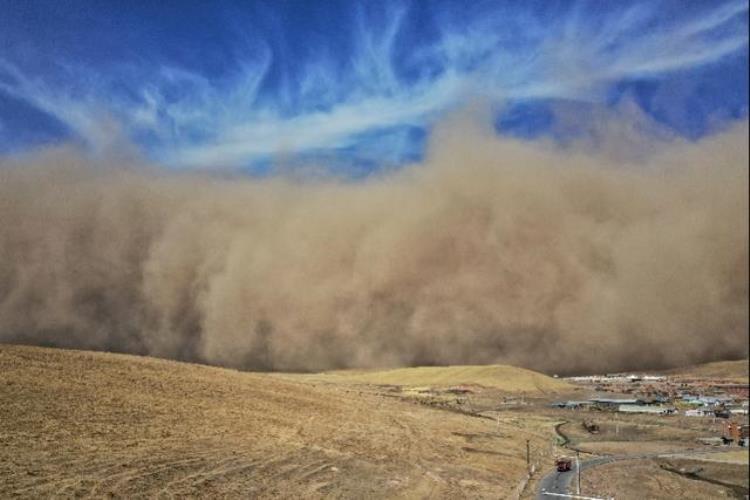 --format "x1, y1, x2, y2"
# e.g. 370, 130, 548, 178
0, 0, 747, 167
0, 62, 110, 150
